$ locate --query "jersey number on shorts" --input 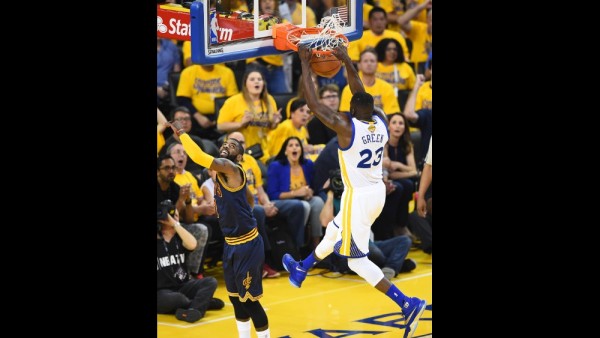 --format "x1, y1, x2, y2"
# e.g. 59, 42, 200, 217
357, 147, 384, 168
